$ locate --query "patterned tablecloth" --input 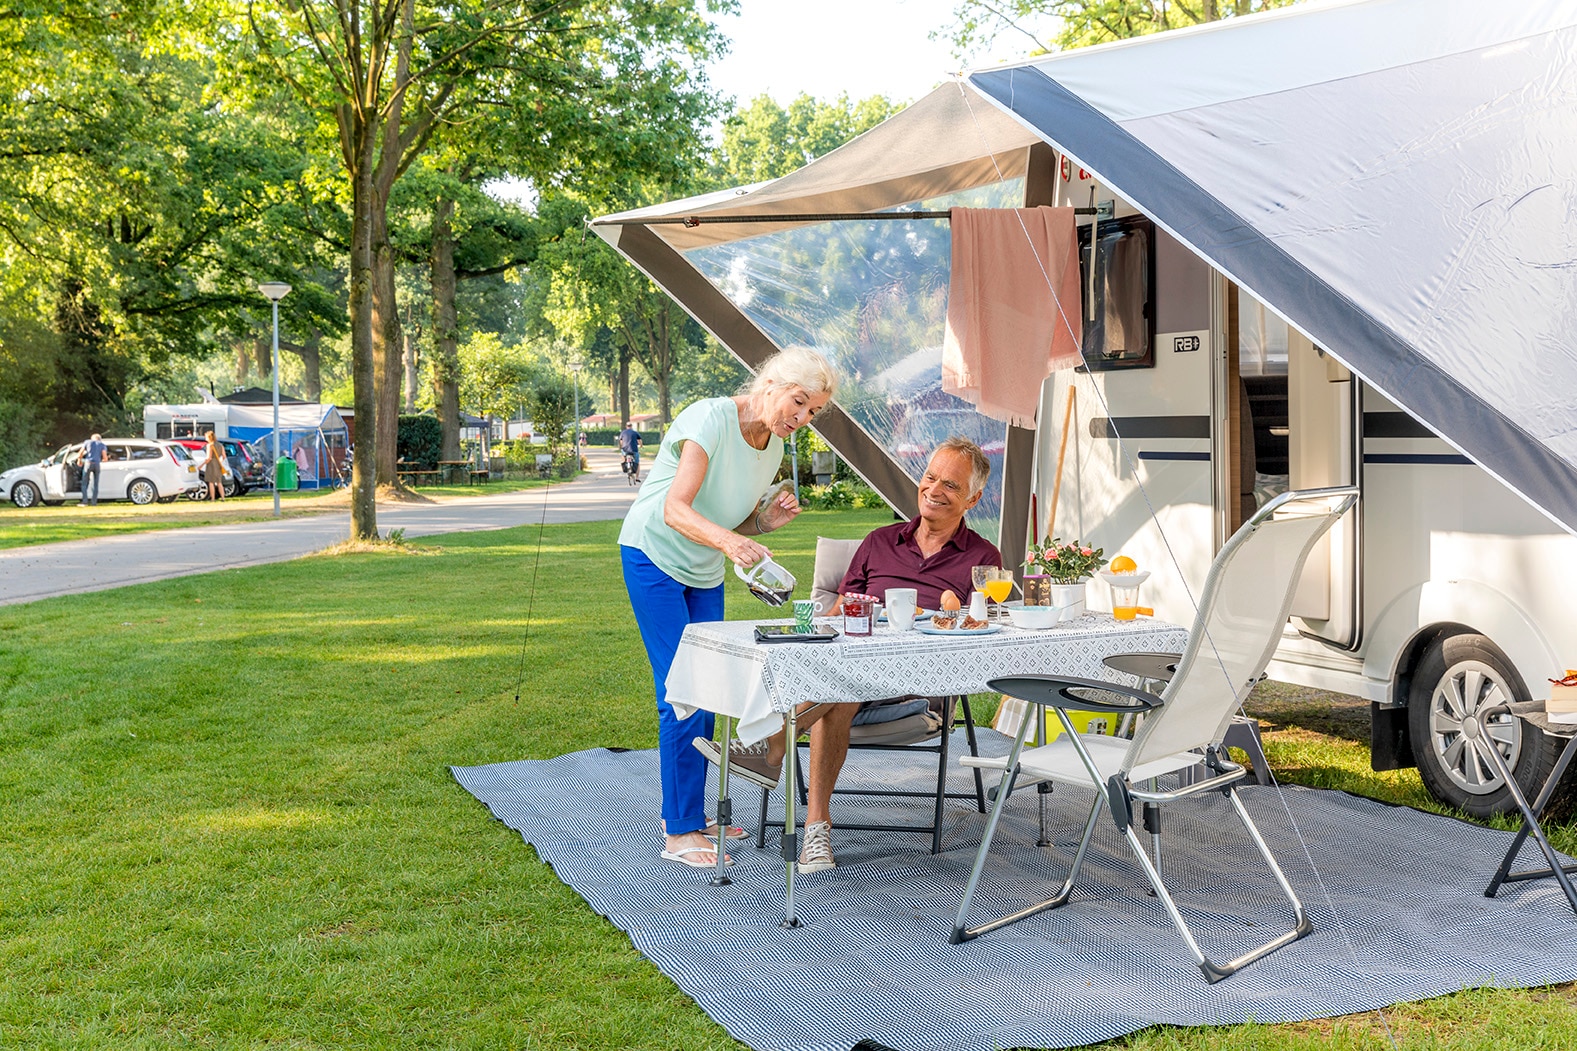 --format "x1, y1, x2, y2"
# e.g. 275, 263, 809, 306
665, 613, 1191, 744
